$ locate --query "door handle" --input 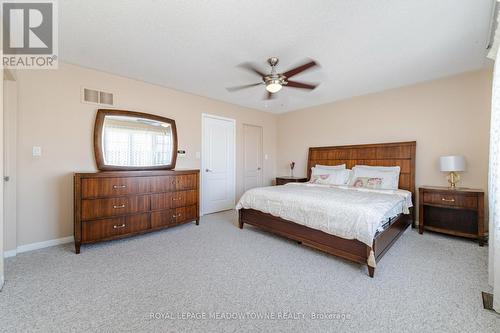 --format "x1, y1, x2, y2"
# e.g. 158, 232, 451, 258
205, 168, 212, 172
257, 167, 261, 171
3, 176, 9, 182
